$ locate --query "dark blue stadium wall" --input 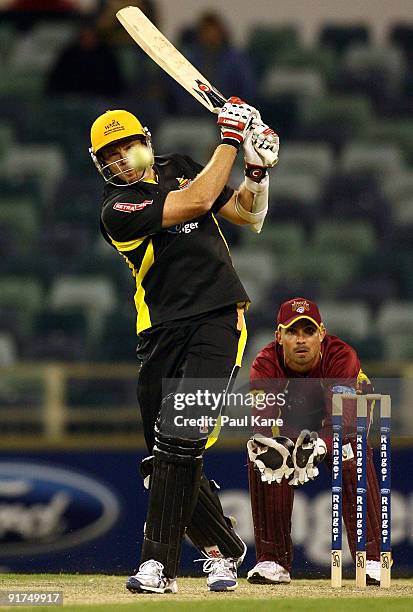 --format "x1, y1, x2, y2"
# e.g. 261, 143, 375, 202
0, 448, 411, 577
